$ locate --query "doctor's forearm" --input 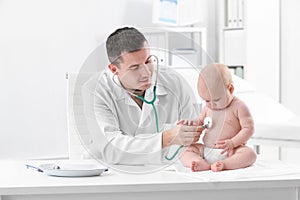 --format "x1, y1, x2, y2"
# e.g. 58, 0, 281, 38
162, 130, 172, 148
